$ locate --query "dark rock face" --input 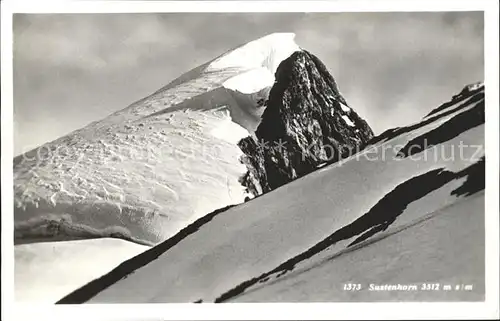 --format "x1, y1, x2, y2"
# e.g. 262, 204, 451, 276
238, 50, 374, 196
